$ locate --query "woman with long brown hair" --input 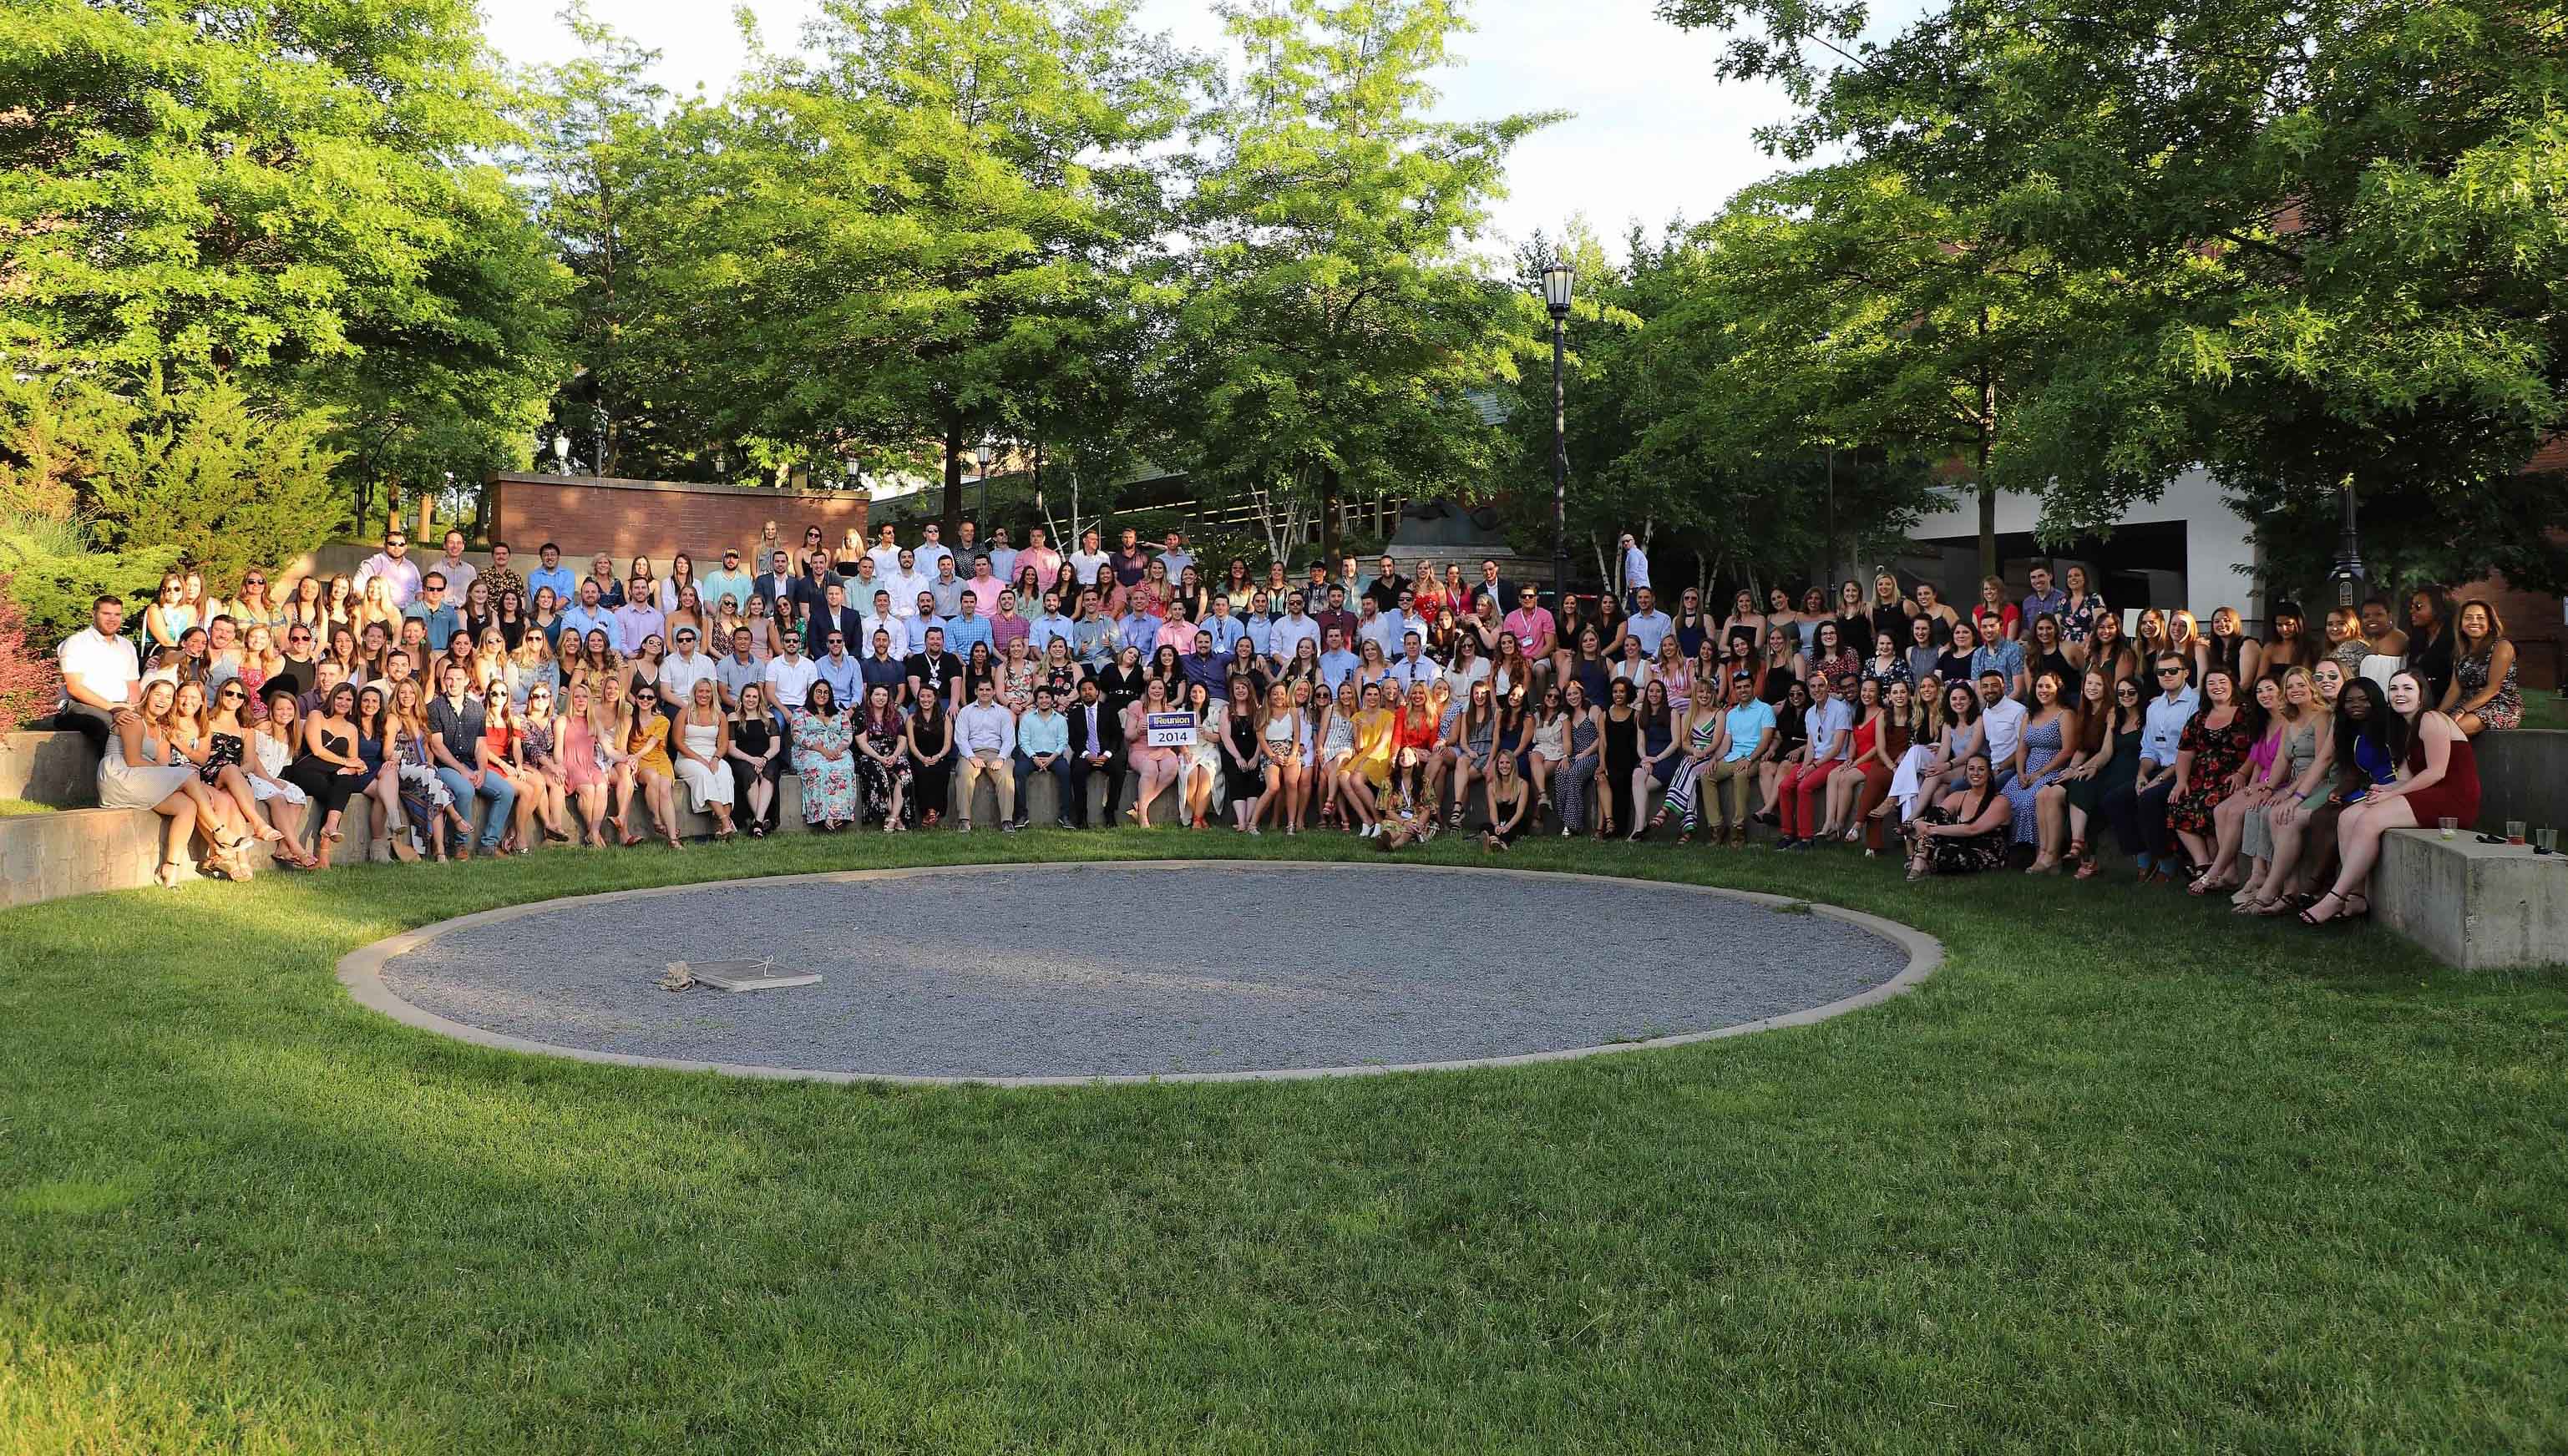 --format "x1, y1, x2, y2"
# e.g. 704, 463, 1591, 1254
2440, 598, 2521, 735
